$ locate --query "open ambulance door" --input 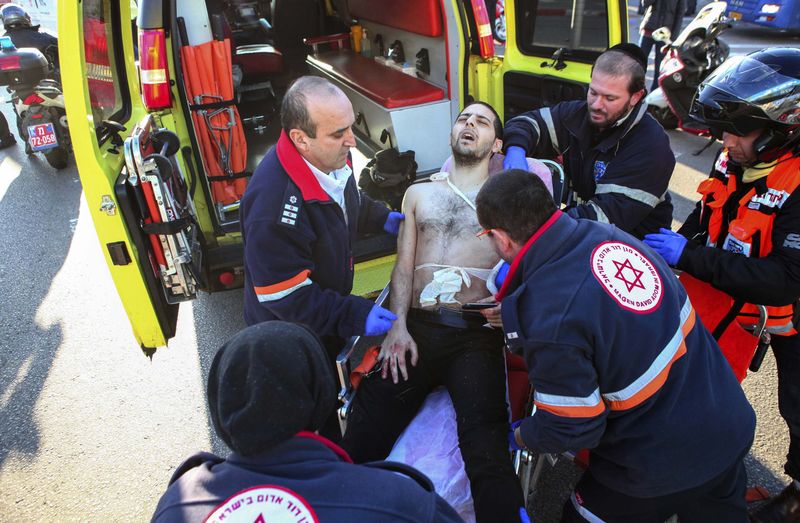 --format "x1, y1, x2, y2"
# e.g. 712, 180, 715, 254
494, 0, 629, 121
61, 0, 191, 354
